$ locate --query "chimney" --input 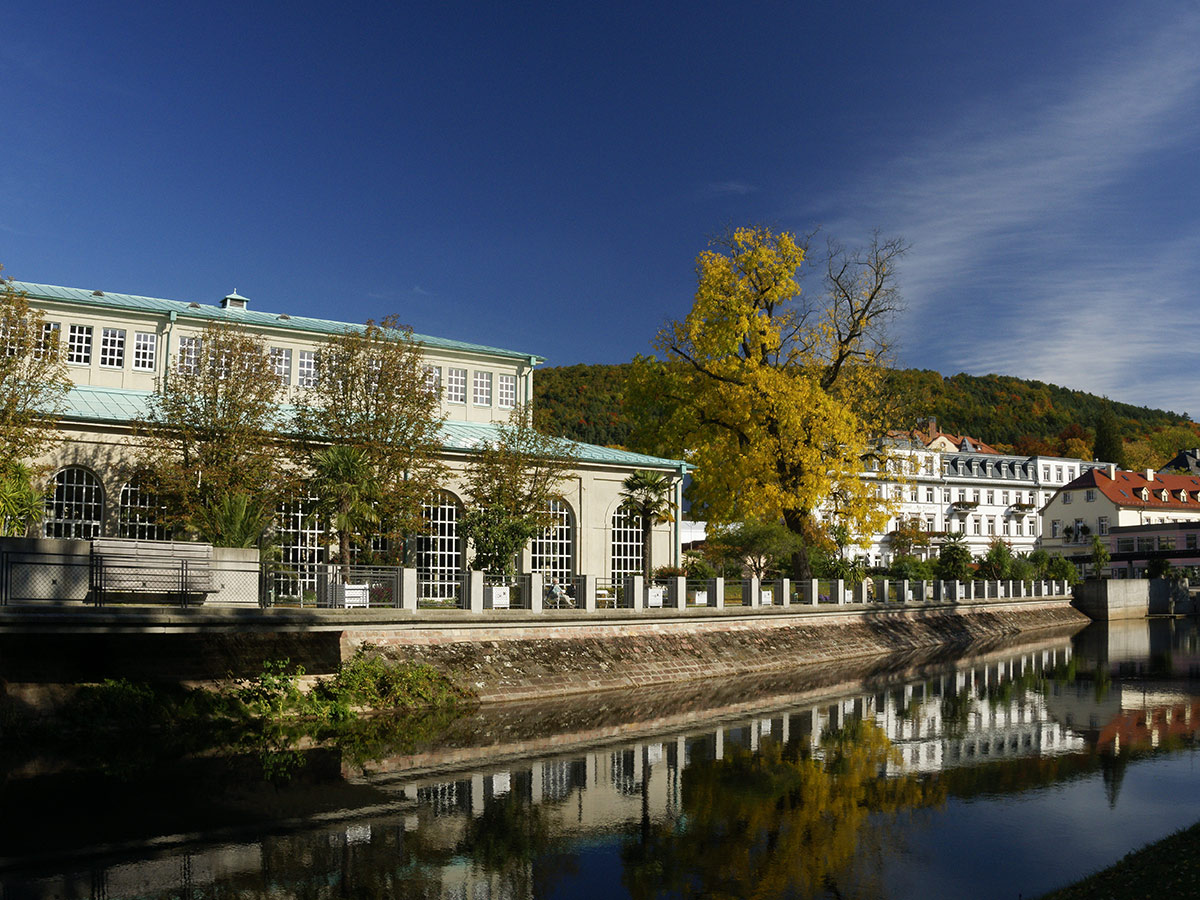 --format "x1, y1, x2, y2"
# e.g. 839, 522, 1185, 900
220, 290, 249, 310
1145, 469, 1155, 482
1106, 463, 1116, 479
